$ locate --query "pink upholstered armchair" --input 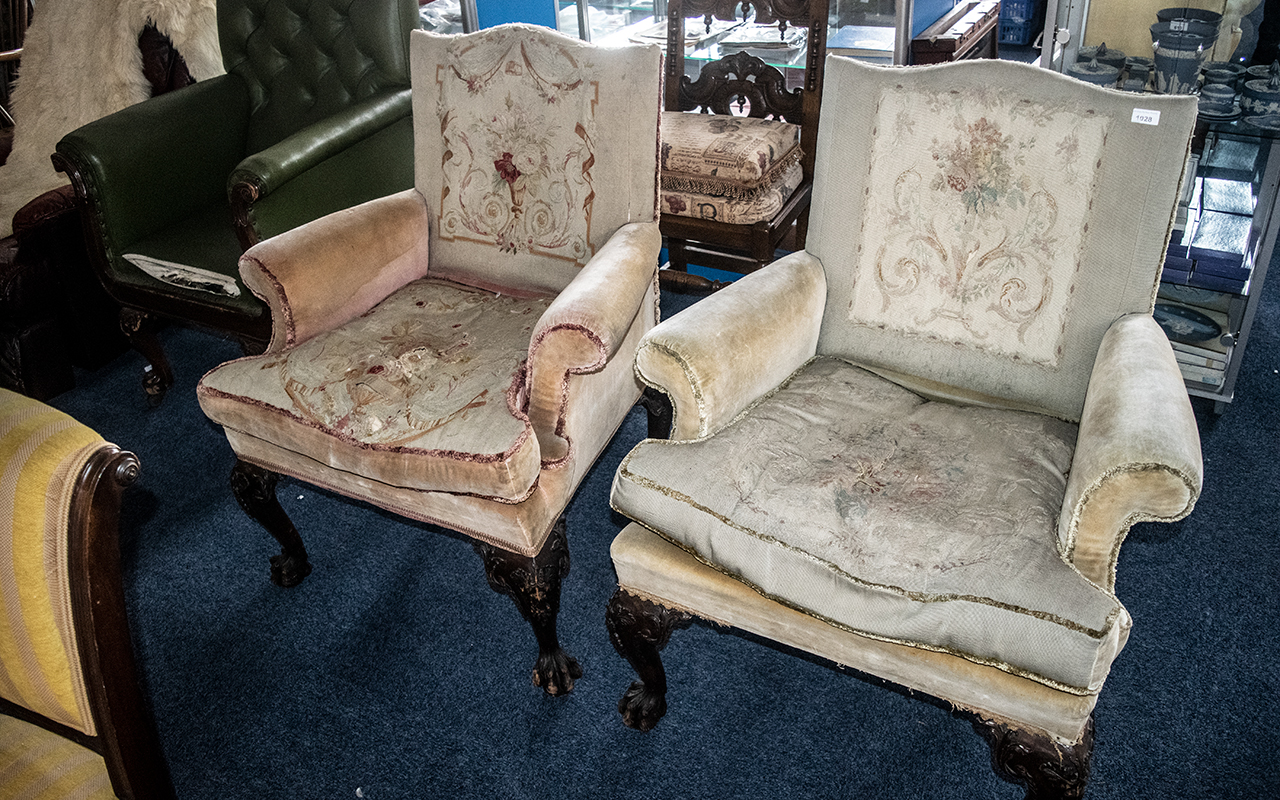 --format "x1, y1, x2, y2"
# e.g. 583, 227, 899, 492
197, 24, 662, 695
606, 56, 1203, 798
